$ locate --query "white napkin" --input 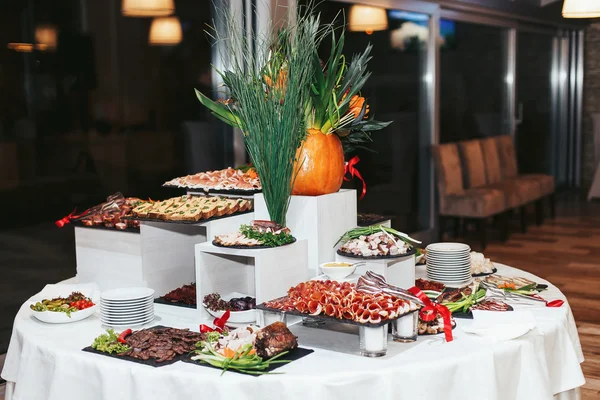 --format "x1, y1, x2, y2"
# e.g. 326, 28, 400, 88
462, 310, 536, 341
